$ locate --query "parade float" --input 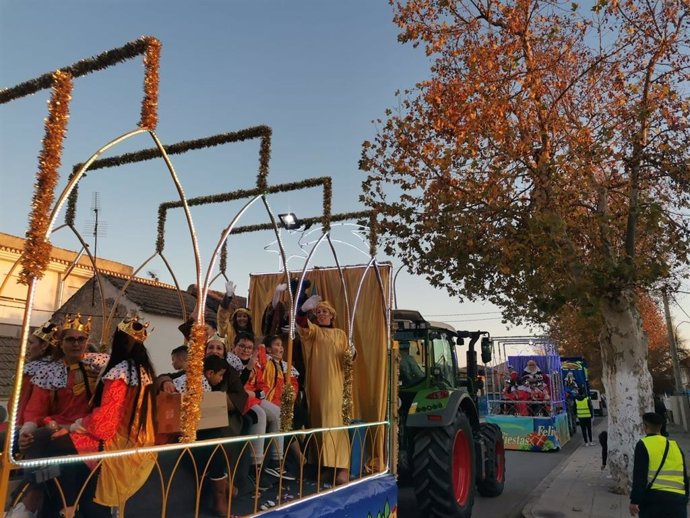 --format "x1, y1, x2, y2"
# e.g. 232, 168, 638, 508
0, 34, 514, 518
0, 37, 399, 518
484, 338, 571, 452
